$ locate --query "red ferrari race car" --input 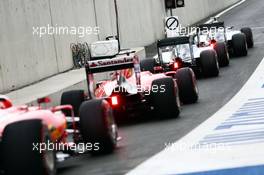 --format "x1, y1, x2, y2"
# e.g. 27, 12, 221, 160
61, 53, 198, 124
0, 95, 118, 175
